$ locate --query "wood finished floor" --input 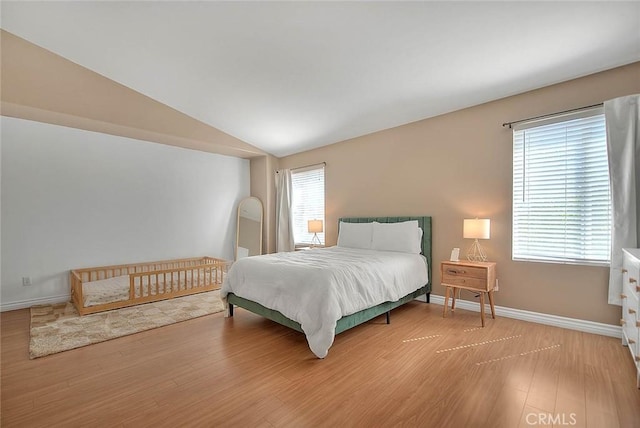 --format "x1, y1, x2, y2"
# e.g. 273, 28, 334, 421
2, 301, 639, 428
